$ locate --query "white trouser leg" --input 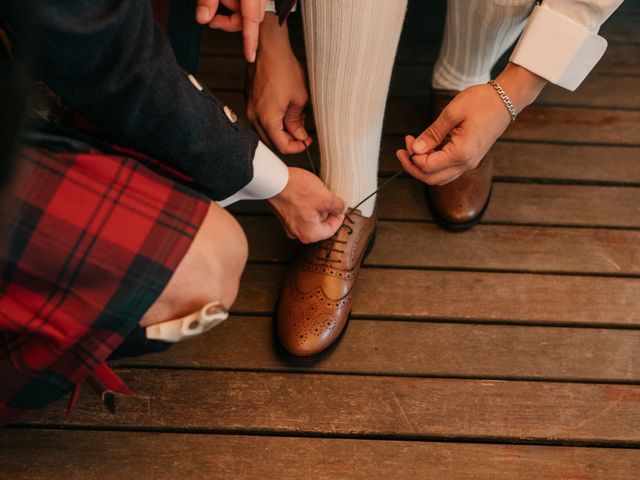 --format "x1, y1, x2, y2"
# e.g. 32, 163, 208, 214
302, 0, 407, 217
433, 0, 536, 91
